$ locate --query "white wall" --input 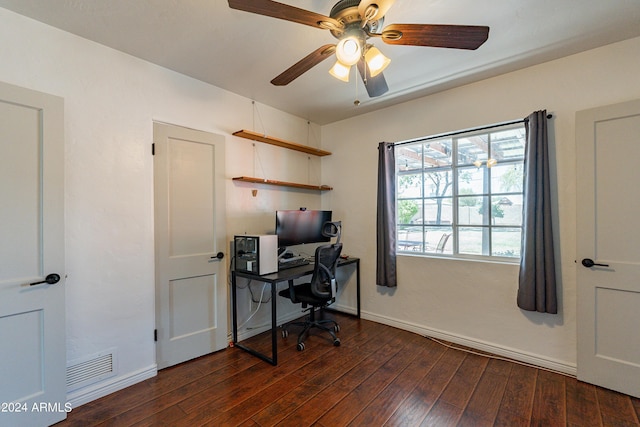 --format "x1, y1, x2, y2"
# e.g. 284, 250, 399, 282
0, 7, 324, 404
321, 36, 640, 372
